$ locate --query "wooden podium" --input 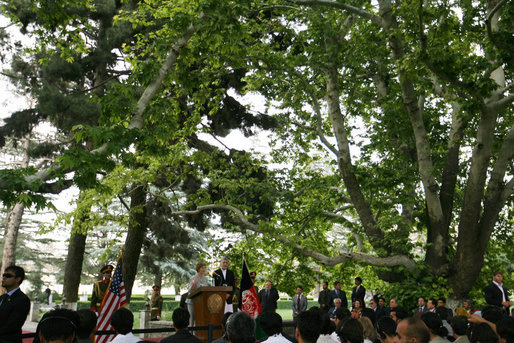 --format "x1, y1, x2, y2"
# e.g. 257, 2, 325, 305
188, 286, 232, 342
